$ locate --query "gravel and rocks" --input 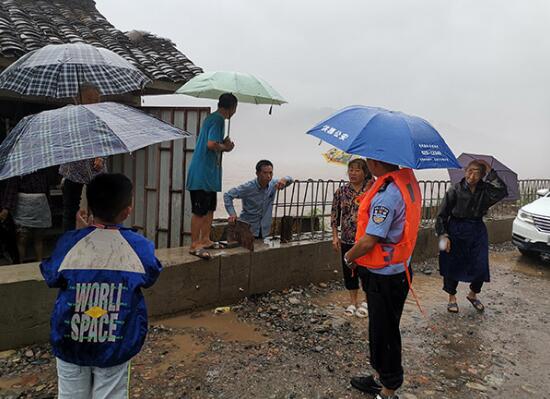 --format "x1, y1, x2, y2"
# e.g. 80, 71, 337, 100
1, 243, 549, 398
